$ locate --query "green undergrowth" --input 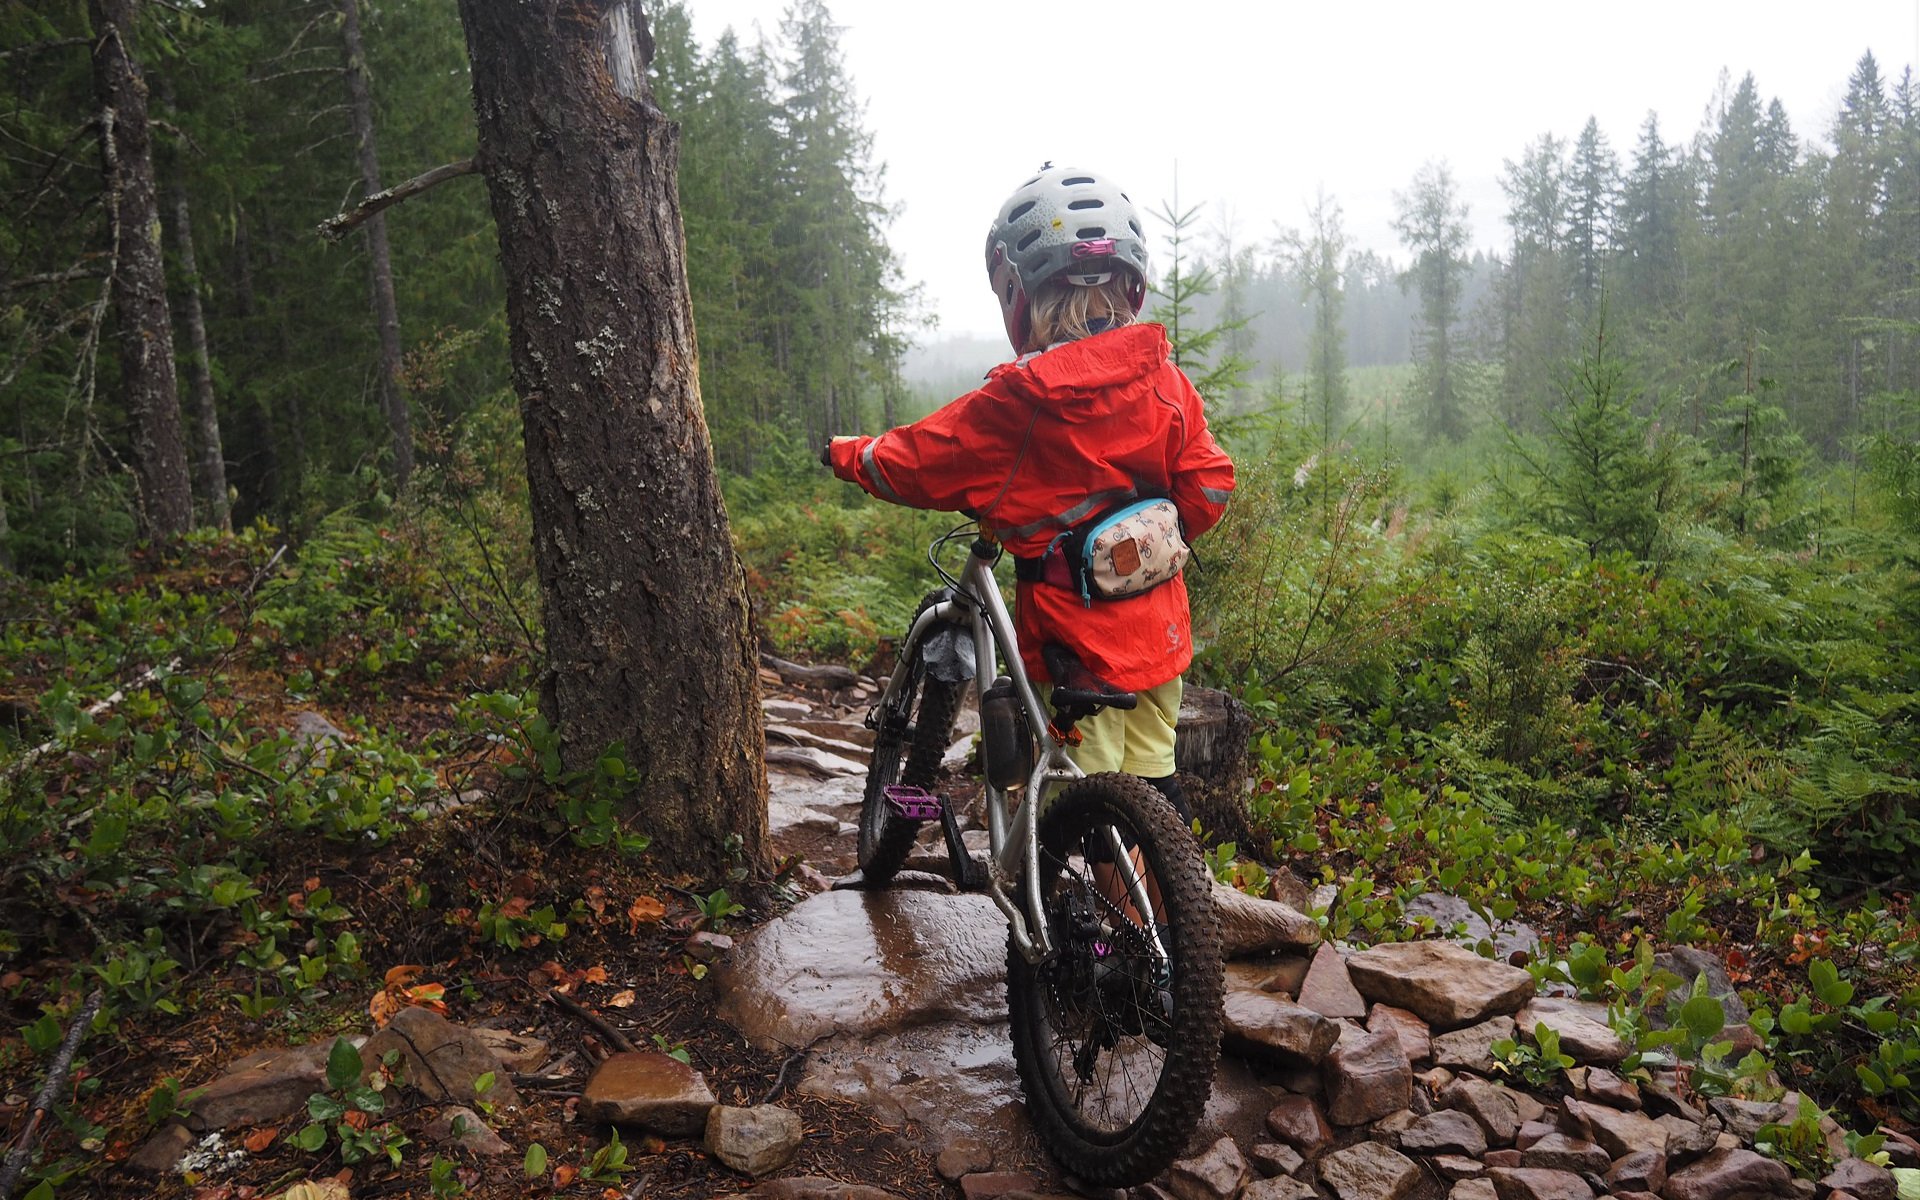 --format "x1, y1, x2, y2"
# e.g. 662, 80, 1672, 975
0, 516, 659, 1192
